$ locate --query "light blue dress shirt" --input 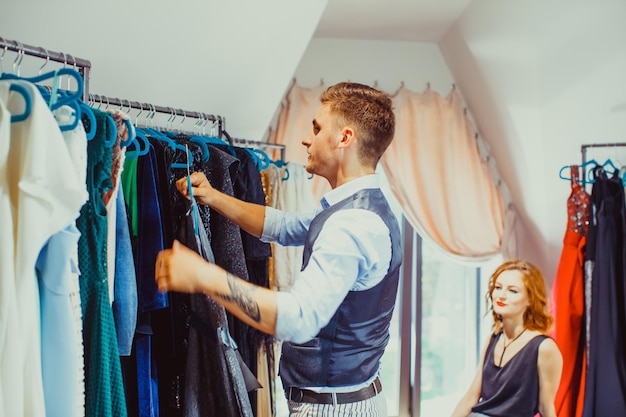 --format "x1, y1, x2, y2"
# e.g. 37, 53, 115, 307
261, 174, 393, 344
